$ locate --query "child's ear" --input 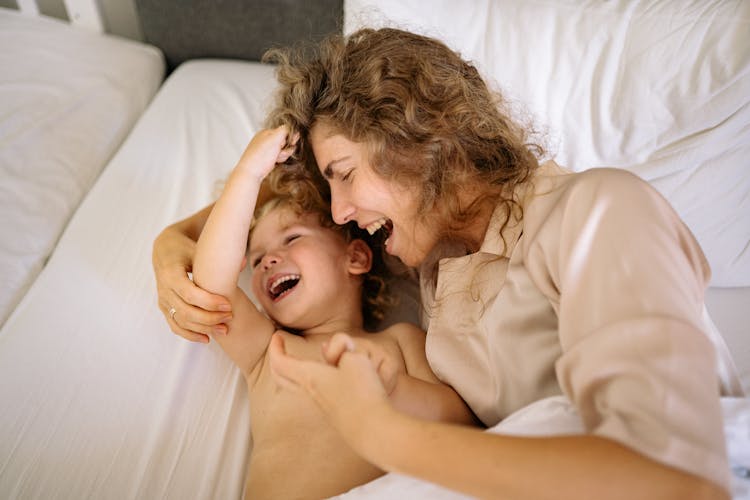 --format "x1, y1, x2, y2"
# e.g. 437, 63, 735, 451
347, 239, 372, 275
